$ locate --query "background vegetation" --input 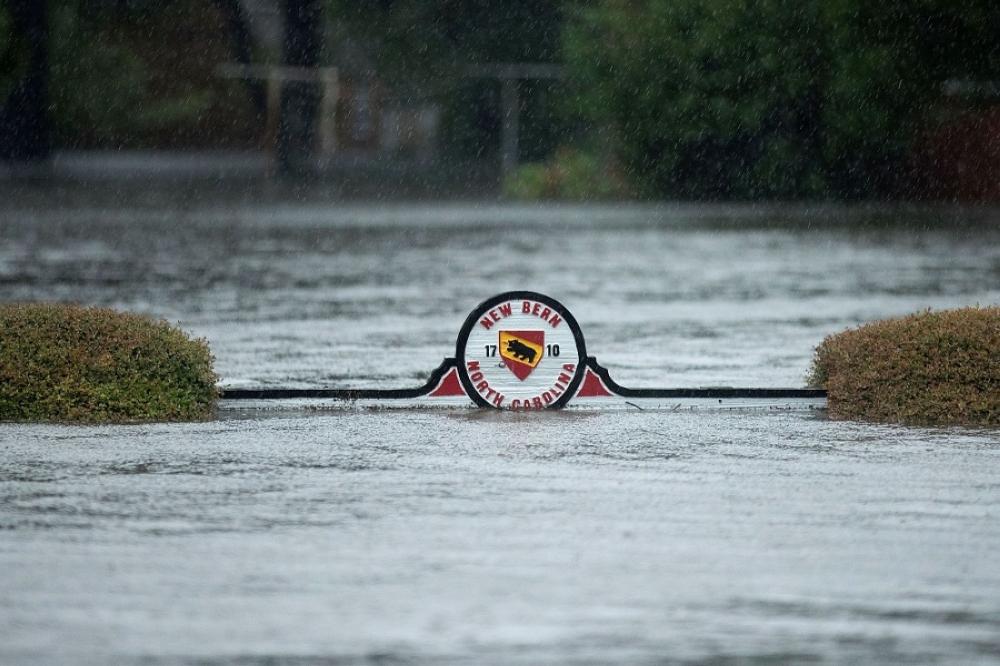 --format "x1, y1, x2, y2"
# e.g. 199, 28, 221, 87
809, 307, 999, 426
2, 0, 999, 197
562, 0, 1000, 199
1, 0, 259, 149
328, 0, 565, 162
503, 146, 632, 200
0, 304, 218, 423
